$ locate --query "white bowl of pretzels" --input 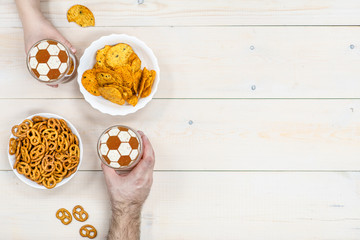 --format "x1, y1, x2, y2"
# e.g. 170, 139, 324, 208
8, 113, 83, 189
